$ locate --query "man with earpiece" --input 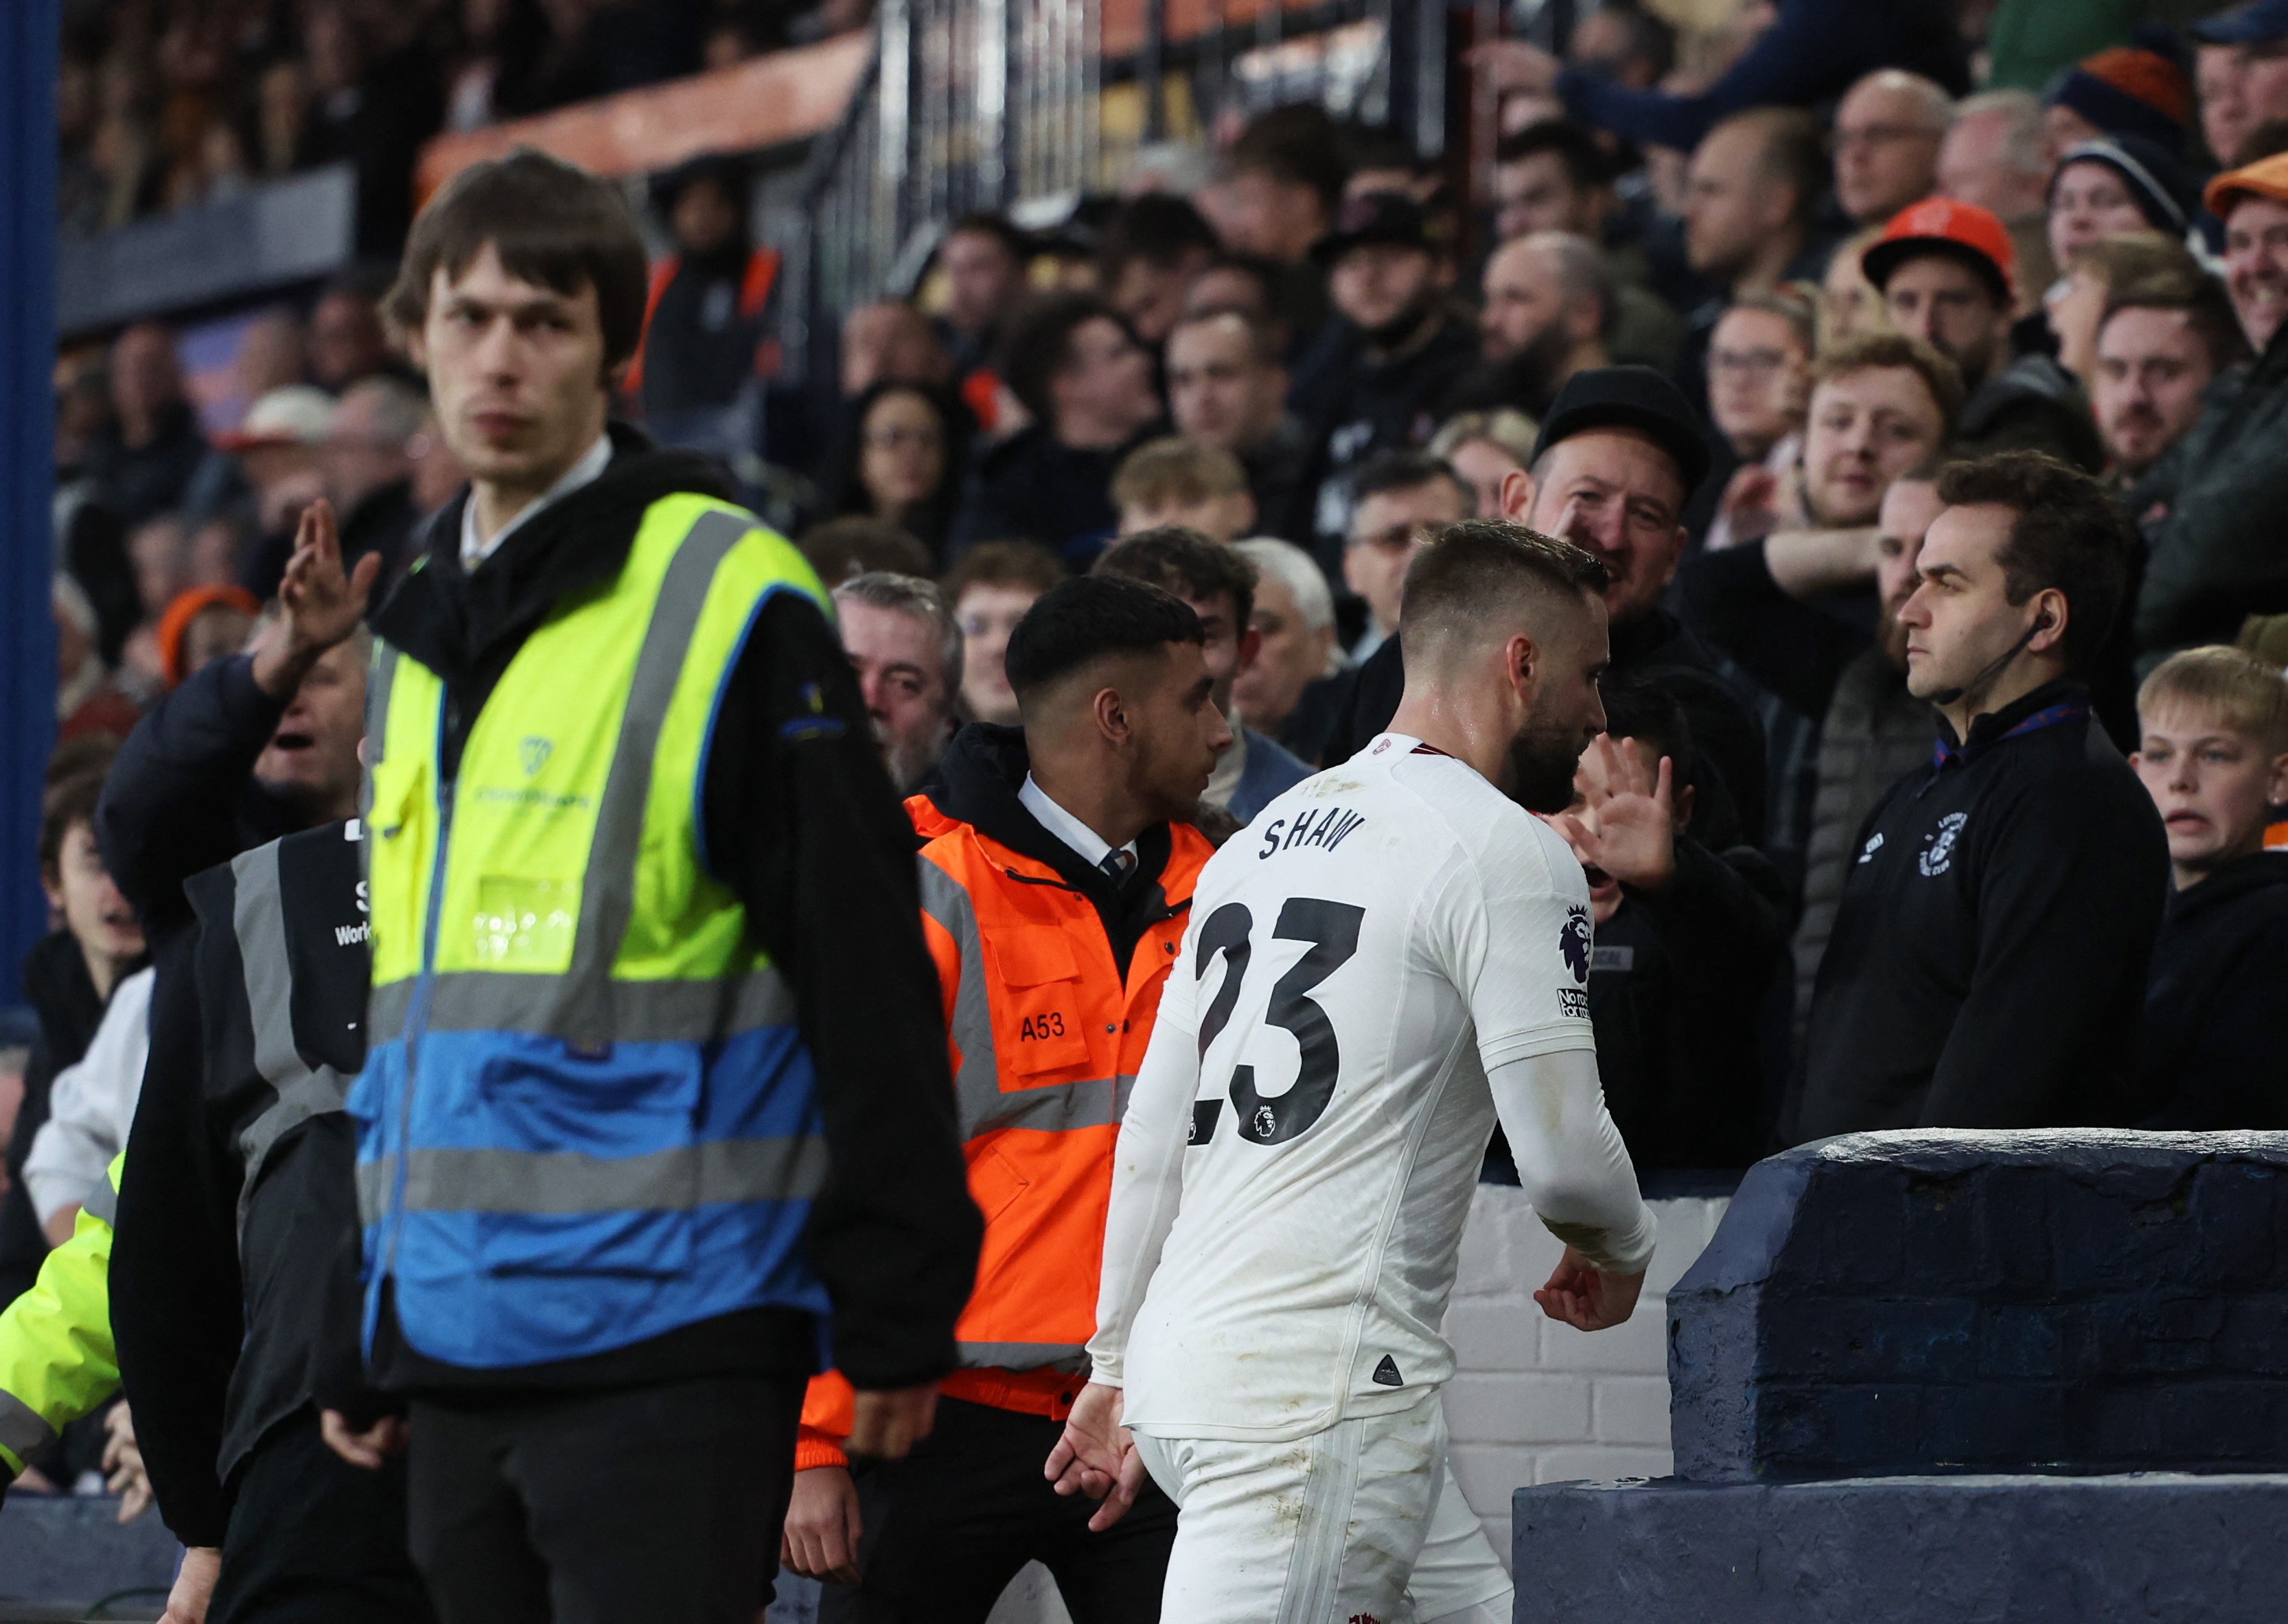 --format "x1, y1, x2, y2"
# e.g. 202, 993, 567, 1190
1780, 451, 2169, 1143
